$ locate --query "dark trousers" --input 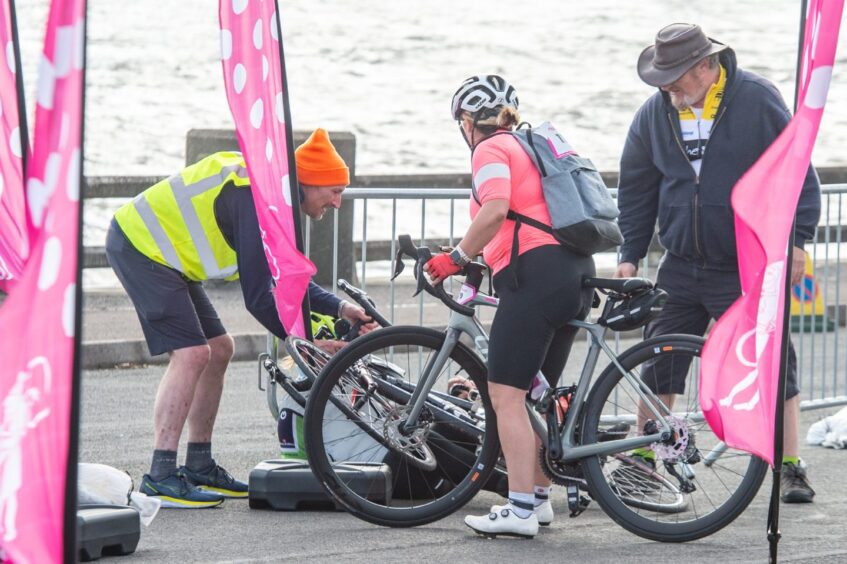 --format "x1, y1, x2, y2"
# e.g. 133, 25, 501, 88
643, 254, 799, 399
